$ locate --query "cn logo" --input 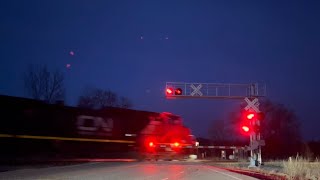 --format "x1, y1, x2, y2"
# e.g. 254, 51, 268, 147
77, 115, 113, 135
